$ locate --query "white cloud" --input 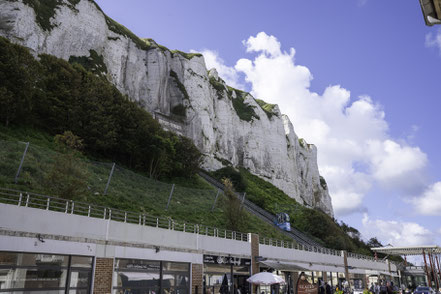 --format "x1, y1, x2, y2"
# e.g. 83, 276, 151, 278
233, 32, 428, 215
199, 32, 432, 216
367, 140, 427, 192
425, 29, 441, 55
362, 214, 434, 246
412, 182, 441, 216
197, 50, 243, 89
